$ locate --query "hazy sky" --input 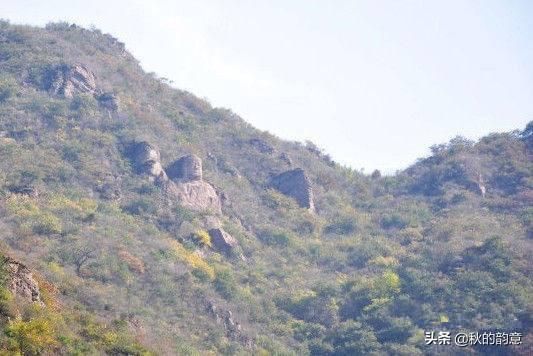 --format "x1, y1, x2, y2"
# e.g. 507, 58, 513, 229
2, 1, 532, 172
